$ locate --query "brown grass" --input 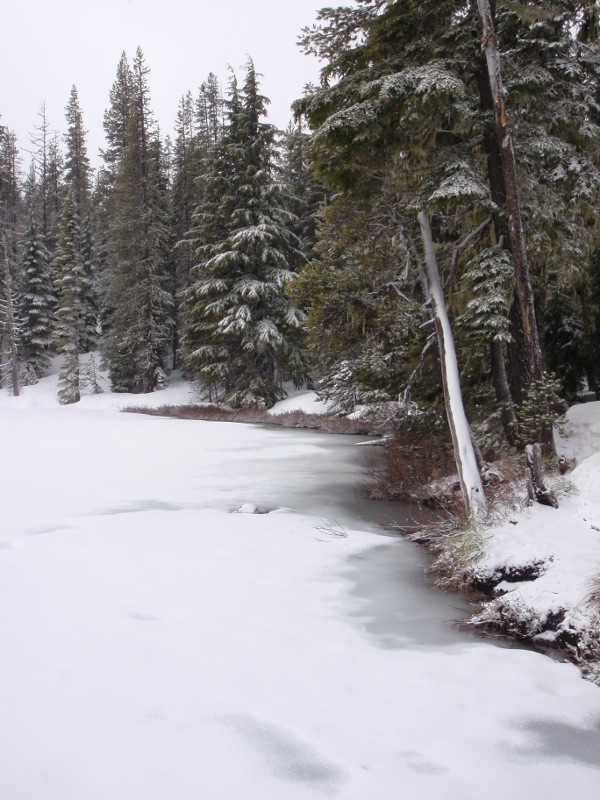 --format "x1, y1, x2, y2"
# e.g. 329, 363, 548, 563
122, 403, 373, 435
